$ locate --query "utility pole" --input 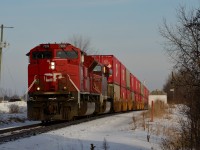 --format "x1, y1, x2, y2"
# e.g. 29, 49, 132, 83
0, 24, 14, 83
